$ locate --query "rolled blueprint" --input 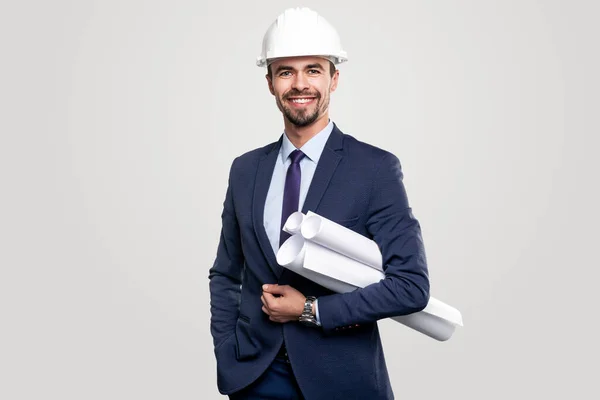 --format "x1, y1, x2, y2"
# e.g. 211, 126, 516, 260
391, 297, 463, 341
282, 211, 305, 235
278, 212, 463, 341
302, 238, 386, 288
422, 297, 463, 327
276, 234, 359, 294
392, 312, 456, 341
300, 239, 462, 340
301, 212, 383, 271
